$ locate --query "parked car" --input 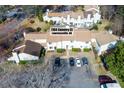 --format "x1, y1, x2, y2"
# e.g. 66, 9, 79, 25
75, 58, 81, 67
100, 83, 121, 88
82, 57, 88, 65
69, 57, 75, 66
98, 75, 113, 84
54, 57, 61, 67
100, 56, 109, 70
